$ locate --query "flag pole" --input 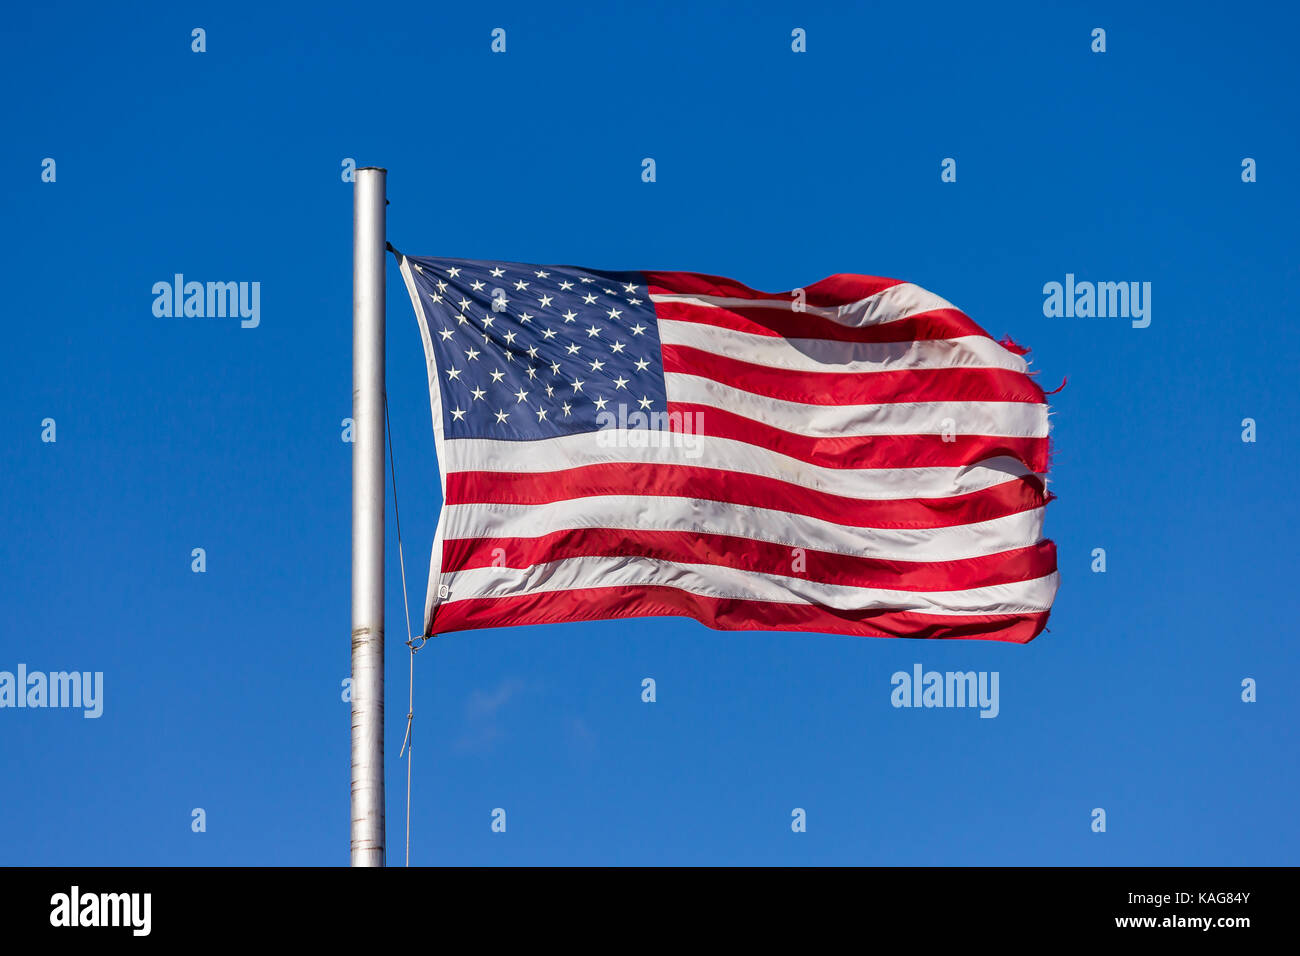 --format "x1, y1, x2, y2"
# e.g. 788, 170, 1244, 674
351, 166, 386, 866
